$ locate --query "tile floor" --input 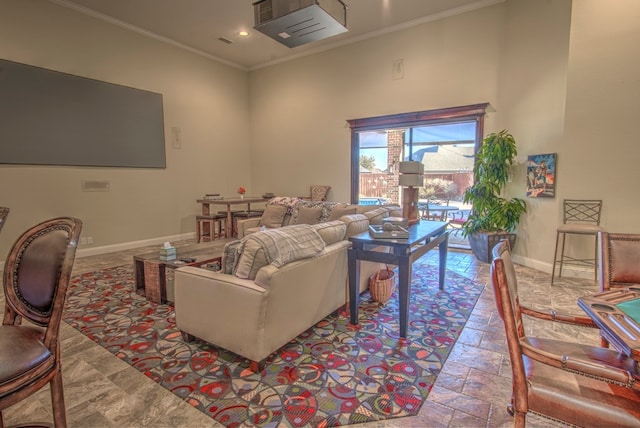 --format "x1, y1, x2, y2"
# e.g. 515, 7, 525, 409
1, 241, 601, 427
